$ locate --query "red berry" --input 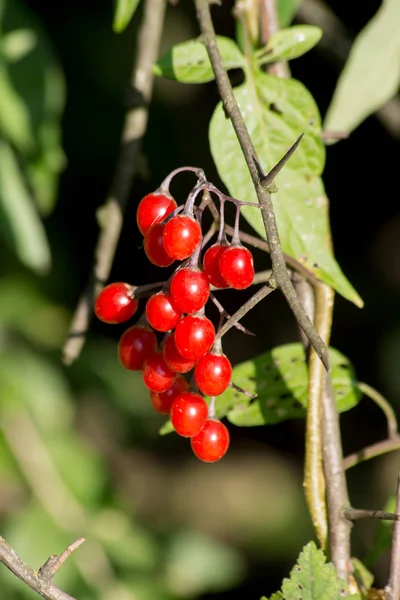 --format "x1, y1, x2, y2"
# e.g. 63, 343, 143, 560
191, 419, 230, 462
170, 391, 208, 437
94, 282, 138, 324
146, 292, 181, 332
169, 268, 210, 314
162, 334, 197, 373
194, 352, 232, 396
219, 245, 254, 290
142, 351, 176, 393
144, 223, 175, 267
163, 215, 202, 260
174, 315, 215, 360
118, 325, 157, 371
203, 244, 229, 288
137, 192, 177, 236
150, 375, 188, 414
